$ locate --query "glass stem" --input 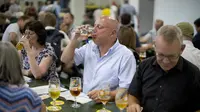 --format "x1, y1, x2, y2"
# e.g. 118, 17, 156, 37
53, 99, 56, 107
75, 97, 77, 105
103, 103, 106, 110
